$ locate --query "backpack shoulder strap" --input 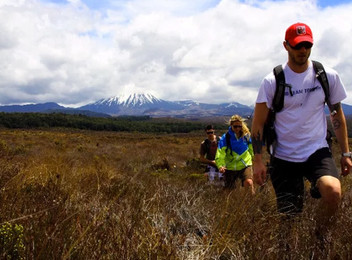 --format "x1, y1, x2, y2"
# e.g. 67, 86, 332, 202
312, 60, 334, 114
225, 132, 232, 153
203, 138, 210, 153
243, 134, 249, 143
266, 64, 290, 156
273, 65, 288, 112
